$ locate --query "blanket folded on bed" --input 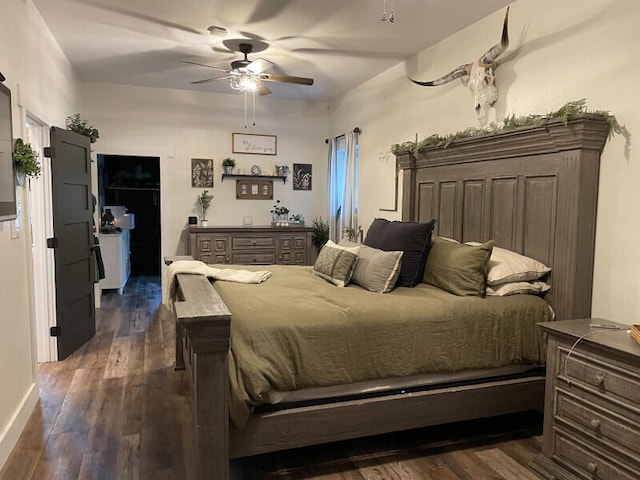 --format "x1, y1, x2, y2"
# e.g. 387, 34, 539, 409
162, 260, 271, 307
